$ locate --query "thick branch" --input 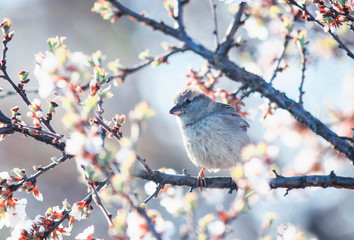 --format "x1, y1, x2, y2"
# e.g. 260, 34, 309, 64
0, 120, 65, 152
137, 170, 354, 191
108, 0, 212, 58
216, 58, 354, 161
107, 1, 354, 161
138, 170, 237, 192
109, 0, 179, 37
270, 171, 354, 190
